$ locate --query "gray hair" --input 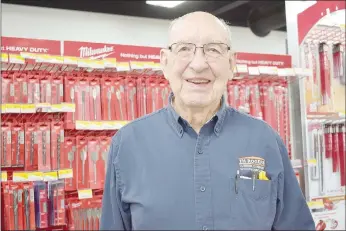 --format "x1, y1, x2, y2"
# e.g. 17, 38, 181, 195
168, 14, 232, 47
